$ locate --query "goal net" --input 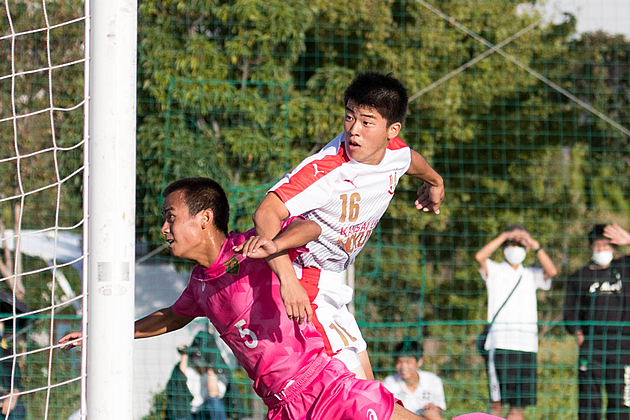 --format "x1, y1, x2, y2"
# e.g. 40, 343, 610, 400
0, 0, 87, 418
1, 0, 136, 419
